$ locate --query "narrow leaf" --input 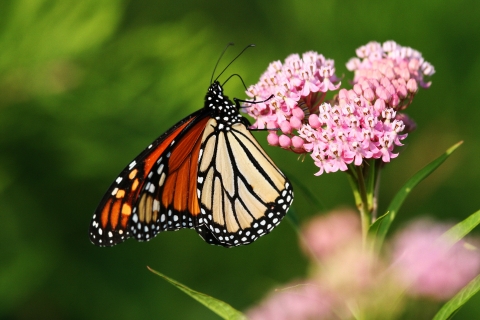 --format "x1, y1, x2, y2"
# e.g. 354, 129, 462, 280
368, 211, 390, 238
148, 267, 246, 320
367, 212, 390, 252
375, 141, 463, 250
442, 209, 480, 245
433, 274, 480, 320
